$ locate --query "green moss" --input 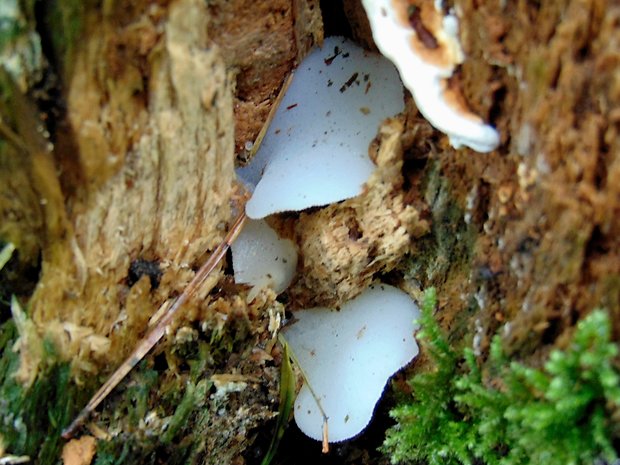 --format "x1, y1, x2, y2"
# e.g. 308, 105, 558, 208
383, 288, 620, 465
0, 320, 93, 464
0, 0, 43, 91
93, 439, 134, 465
90, 315, 273, 465
160, 379, 209, 444
39, 0, 88, 74
0, 281, 272, 464
121, 363, 159, 428
0, 10, 26, 51
89, 371, 213, 464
